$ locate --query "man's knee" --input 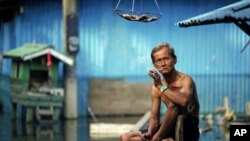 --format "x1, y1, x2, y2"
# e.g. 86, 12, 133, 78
120, 132, 128, 141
